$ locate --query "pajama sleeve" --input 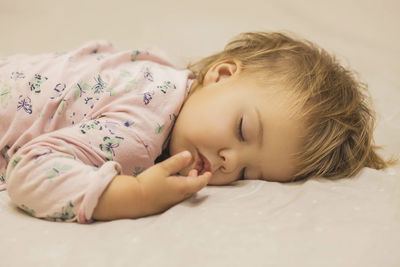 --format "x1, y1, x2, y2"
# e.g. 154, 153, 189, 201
6, 115, 152, 223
